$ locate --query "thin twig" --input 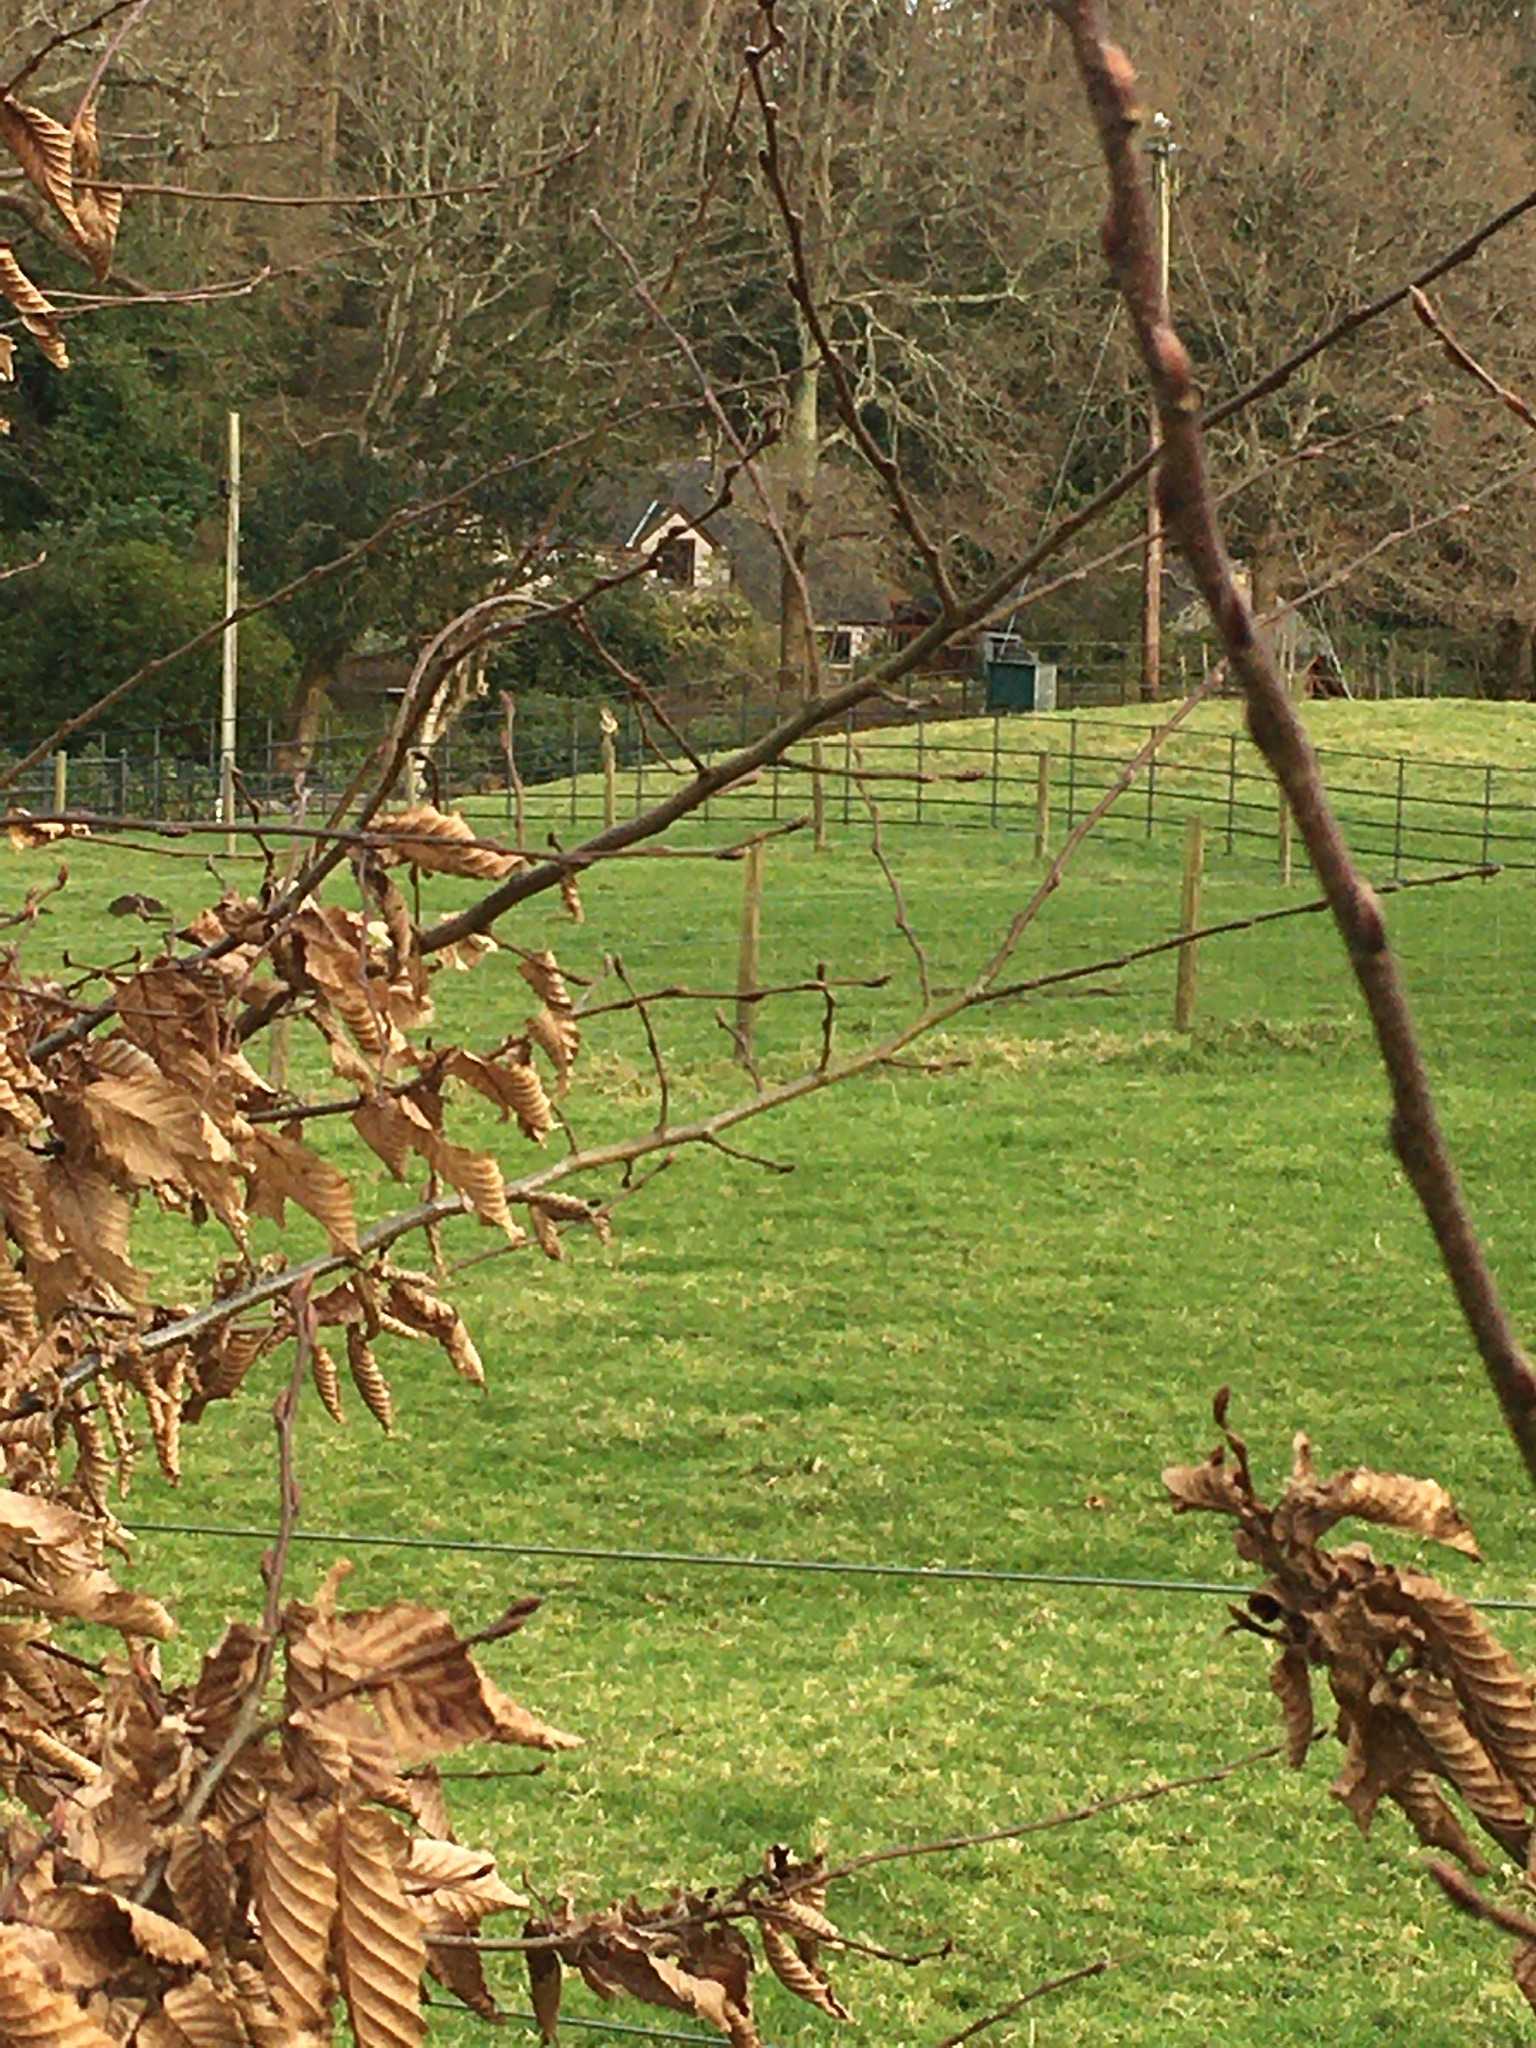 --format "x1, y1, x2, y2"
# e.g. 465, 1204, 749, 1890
931, 1956, 1114, 2048
854, 742, 931, 1005
610, 953, 669, 1131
